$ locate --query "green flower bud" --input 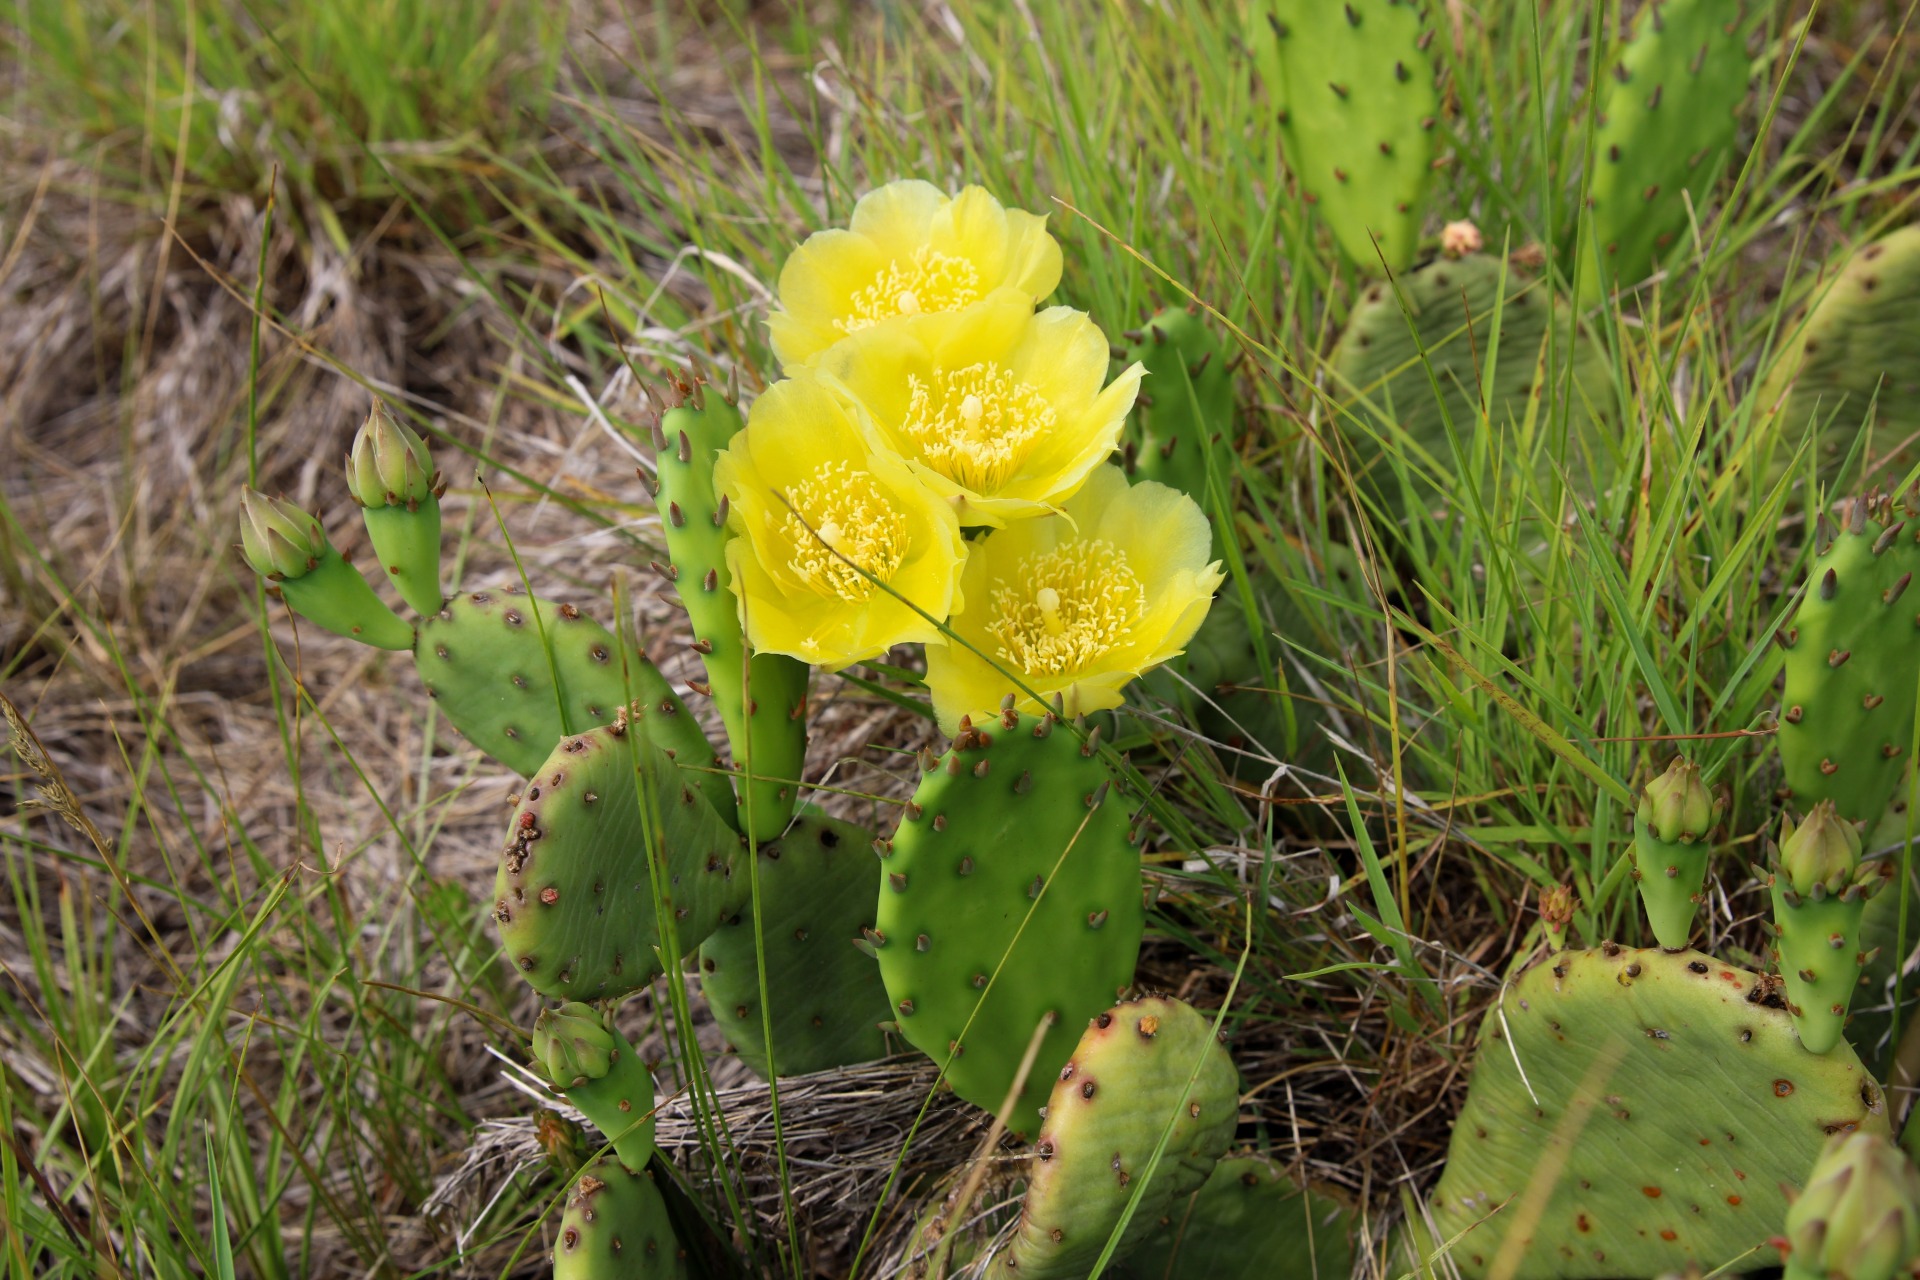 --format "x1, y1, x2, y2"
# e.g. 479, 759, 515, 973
1636, 757, 1718, 844
1779, 800, 1864, 897
238, 488, 328, 582
1784, 1131, 1920, 1280
532, 1002, 617, 1088
345, 402, 438, 510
